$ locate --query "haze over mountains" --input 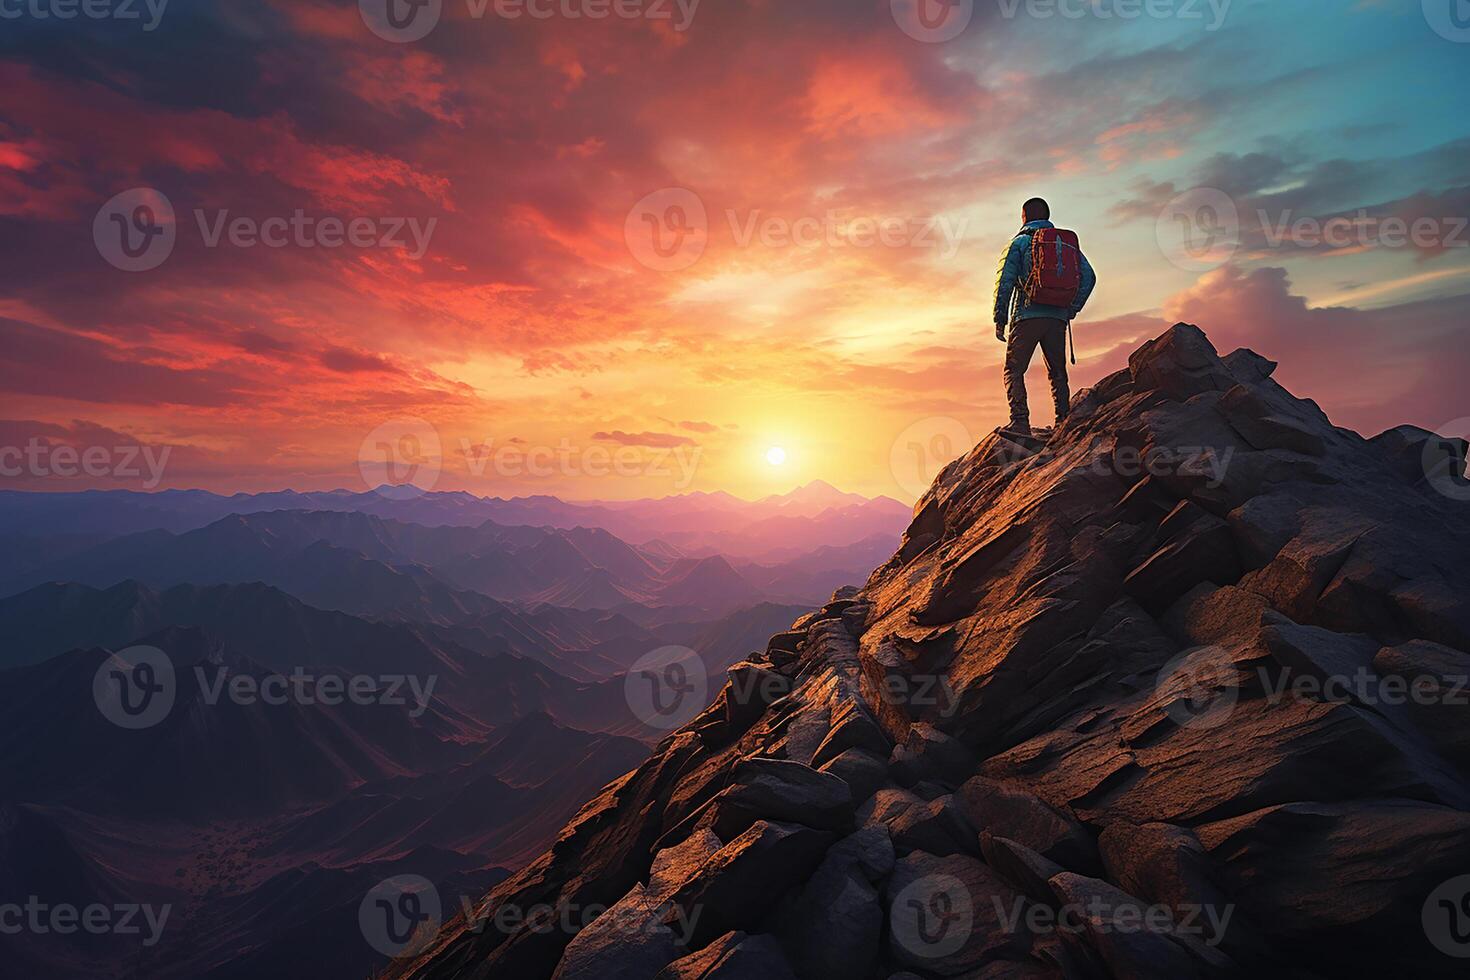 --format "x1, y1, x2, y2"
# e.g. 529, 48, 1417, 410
0, 481, 906, 978
0, 479, 907, 559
